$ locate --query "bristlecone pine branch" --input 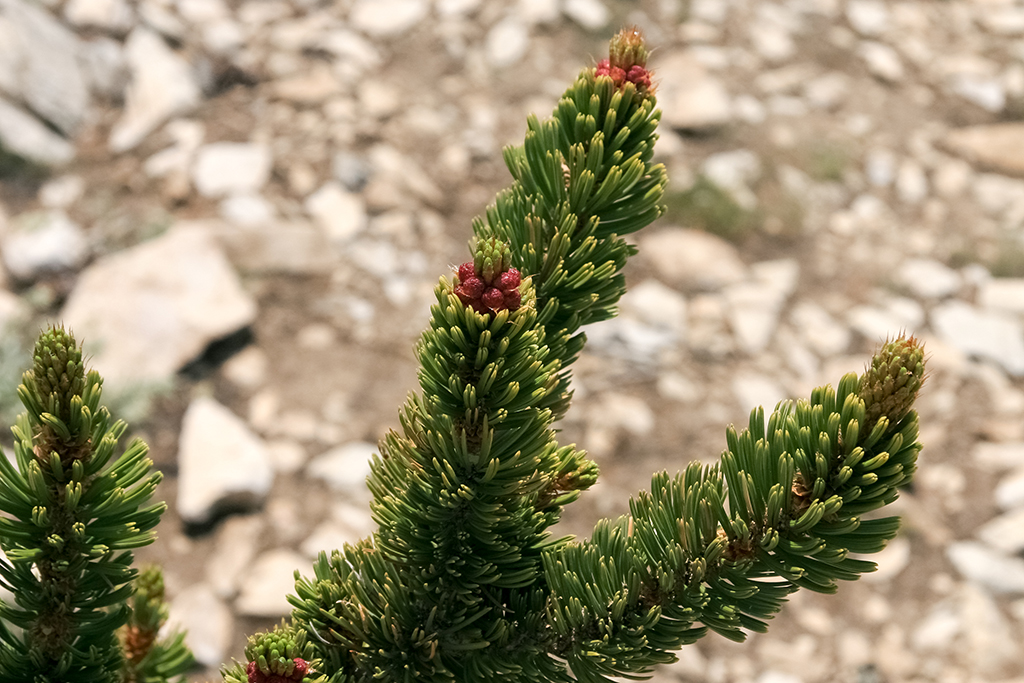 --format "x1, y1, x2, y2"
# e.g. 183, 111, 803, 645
0, 327, 188, 683
225, 28, 927, 683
